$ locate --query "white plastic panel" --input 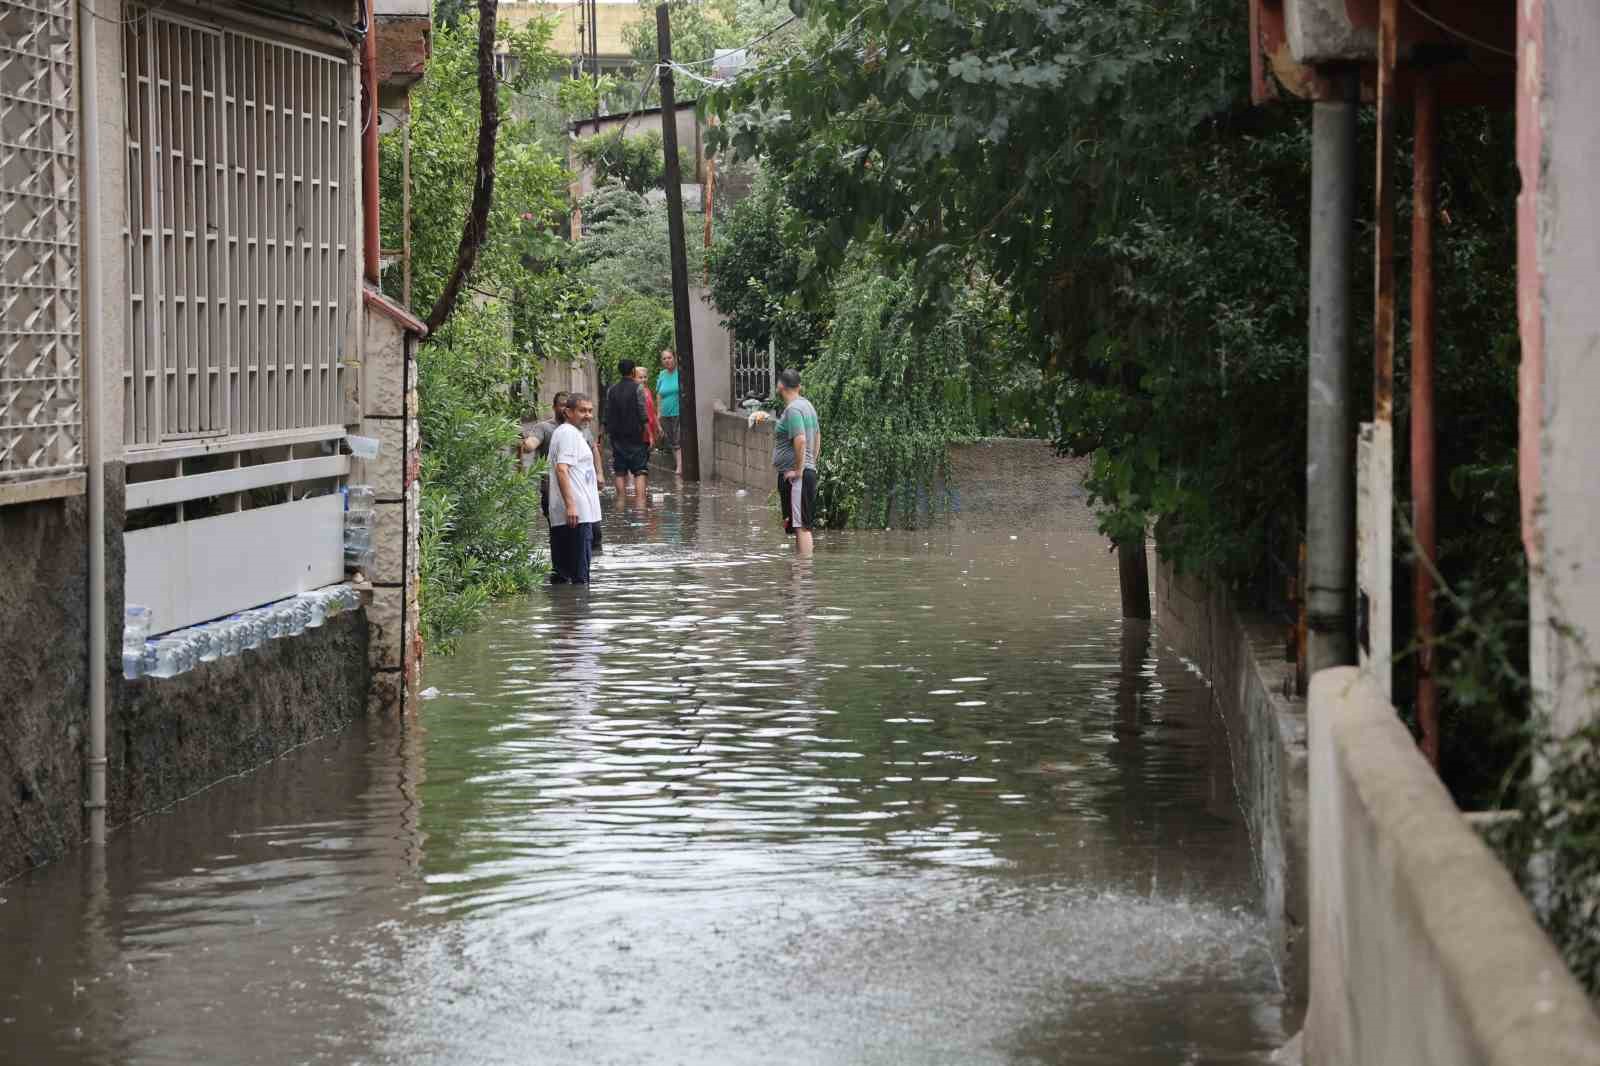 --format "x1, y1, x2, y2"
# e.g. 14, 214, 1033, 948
125, 493, 344, 634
